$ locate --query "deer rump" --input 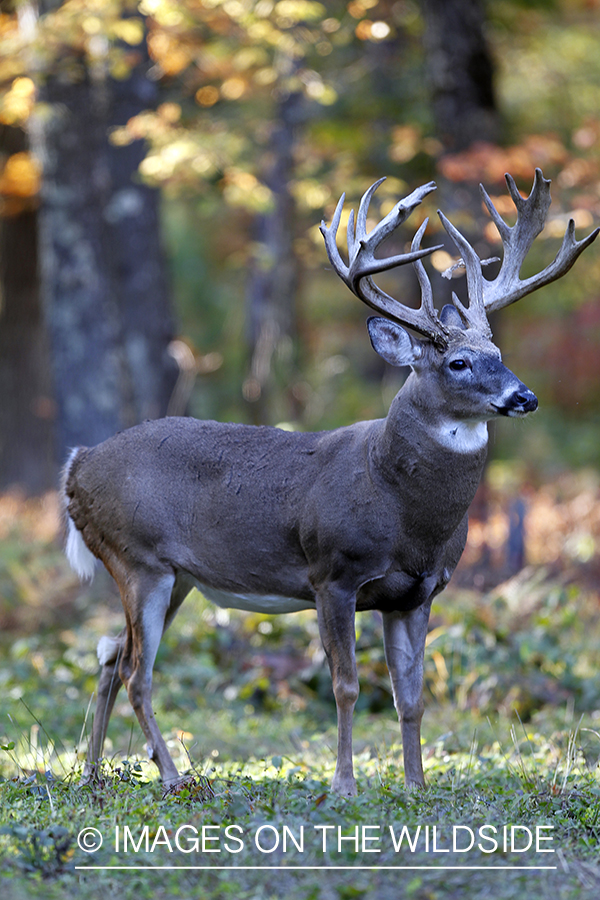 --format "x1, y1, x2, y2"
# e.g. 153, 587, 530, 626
64, 414, 480, 619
